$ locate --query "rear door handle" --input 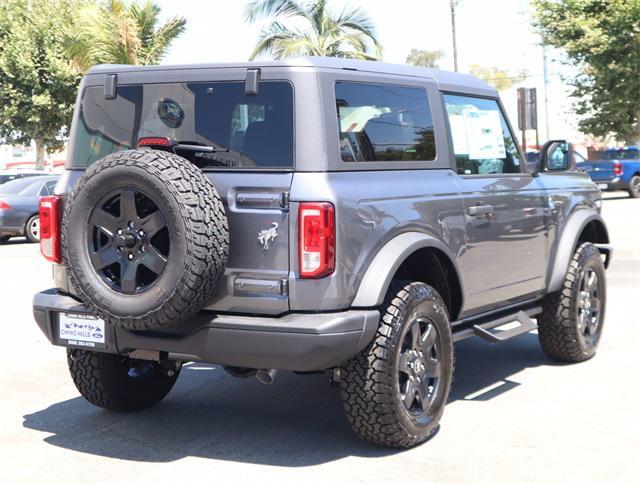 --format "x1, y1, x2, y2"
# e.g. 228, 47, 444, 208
467, 204, 494, 216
